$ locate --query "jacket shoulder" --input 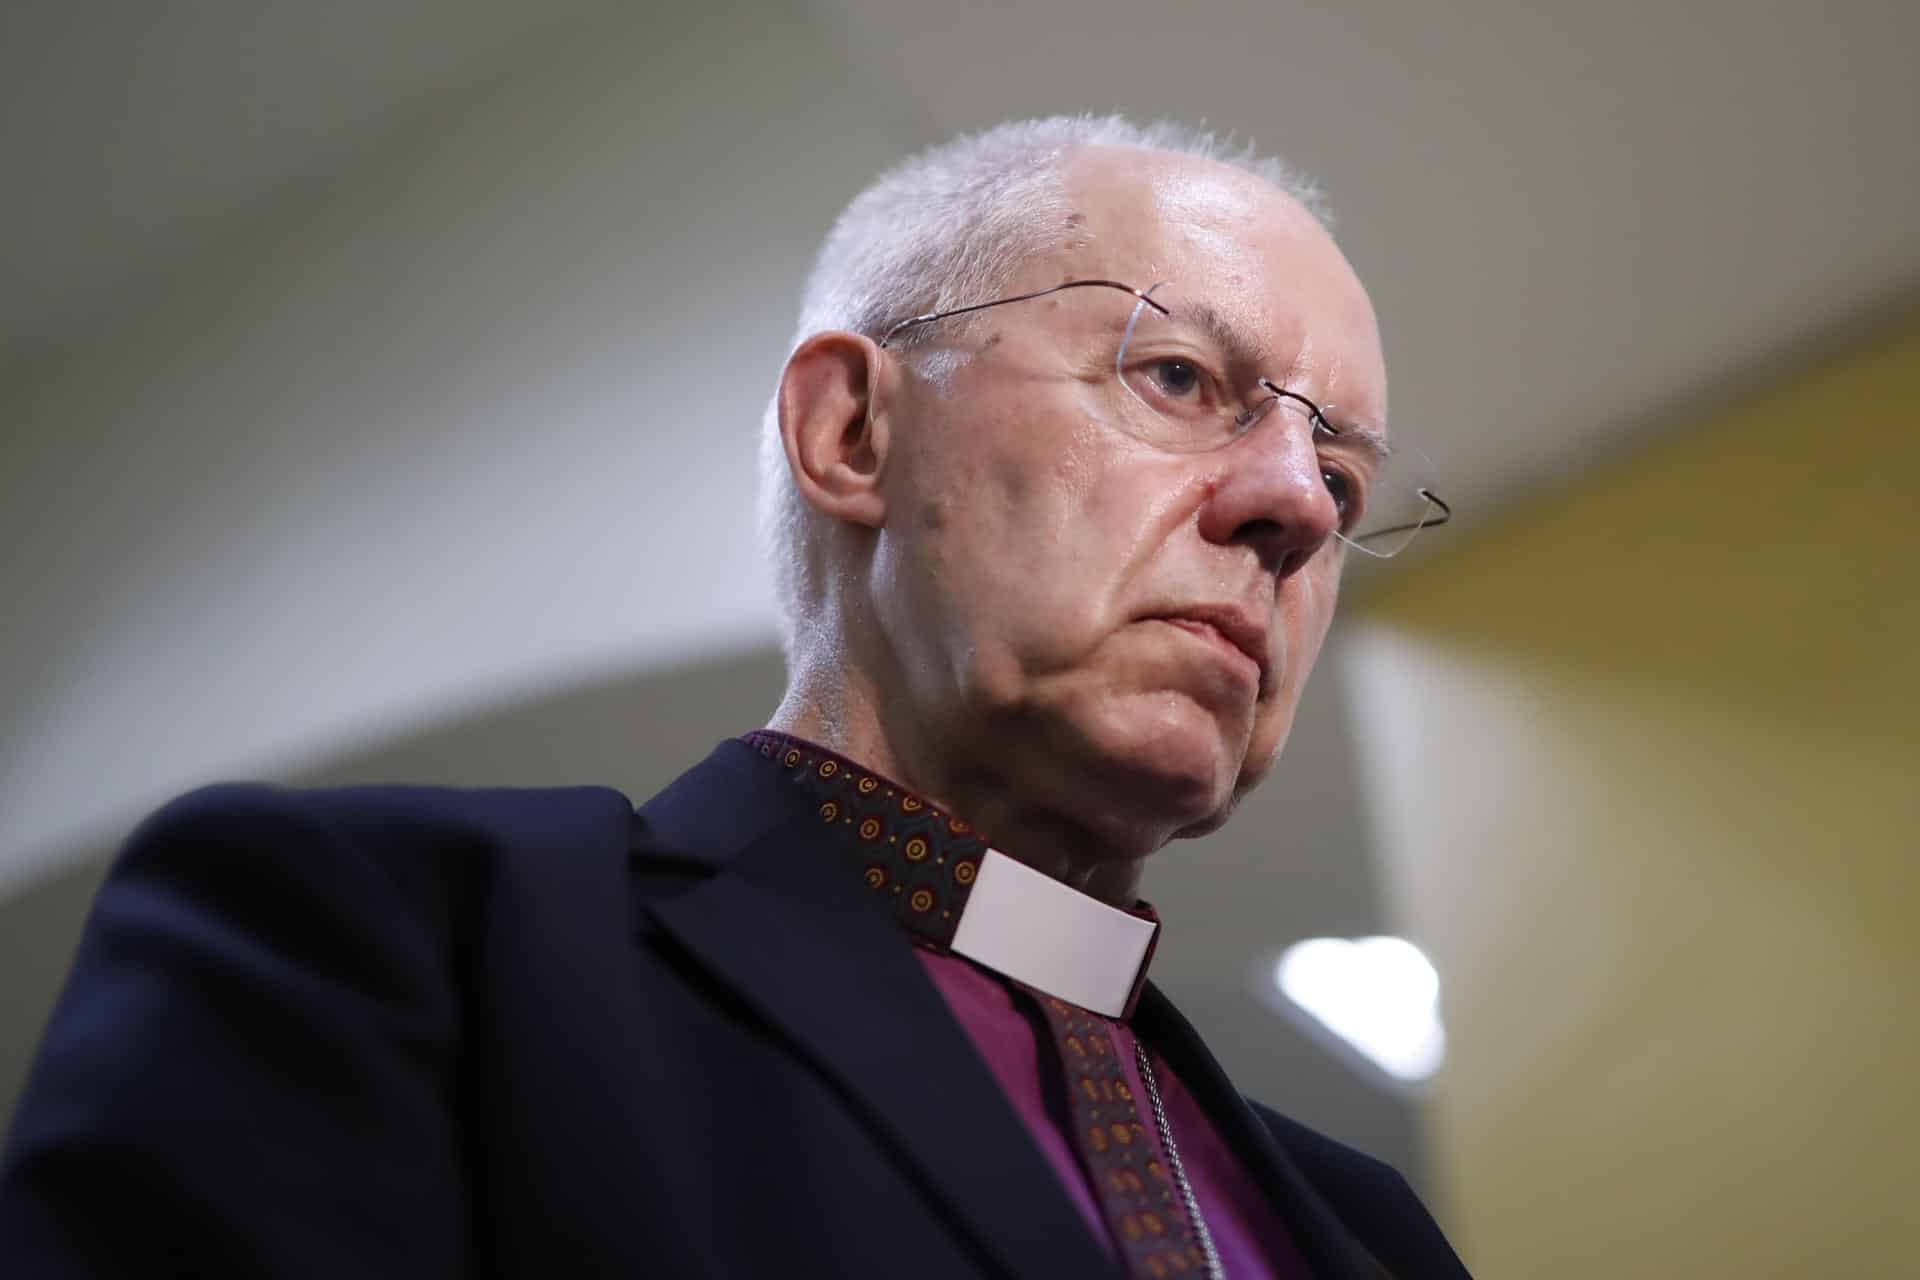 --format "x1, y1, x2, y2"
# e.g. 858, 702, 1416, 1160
1, 781, 647, 1273
146, 779, 636, 838
92, 780, 645, 974
130, 780, 637, 872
